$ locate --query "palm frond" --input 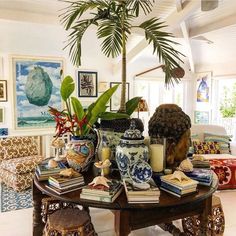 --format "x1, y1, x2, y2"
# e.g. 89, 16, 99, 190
138, 17, 185, 85
60, 0, 109, 29
126, 0, 154, 16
